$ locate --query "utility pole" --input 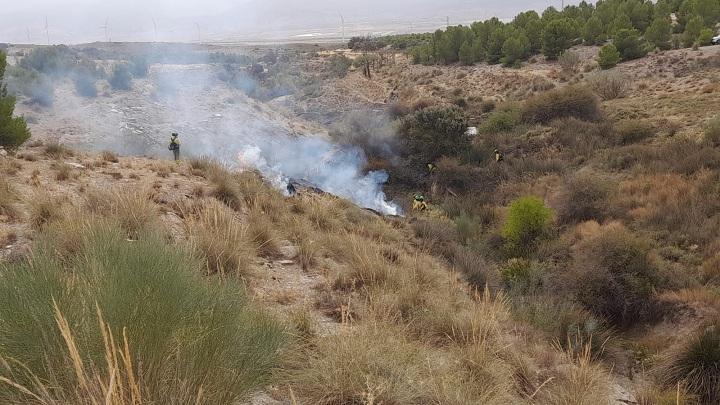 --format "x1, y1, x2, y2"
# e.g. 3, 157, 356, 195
100, 18, 109, 43
339, 13, 345, 45
44, 17, 50, 45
